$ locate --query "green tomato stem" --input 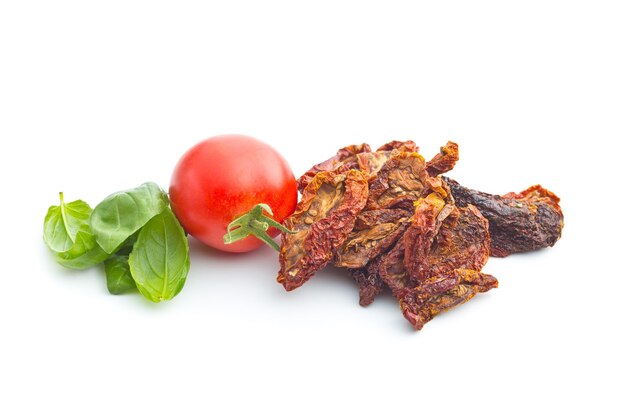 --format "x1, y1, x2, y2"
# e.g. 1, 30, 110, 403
223, 203, 294, 251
